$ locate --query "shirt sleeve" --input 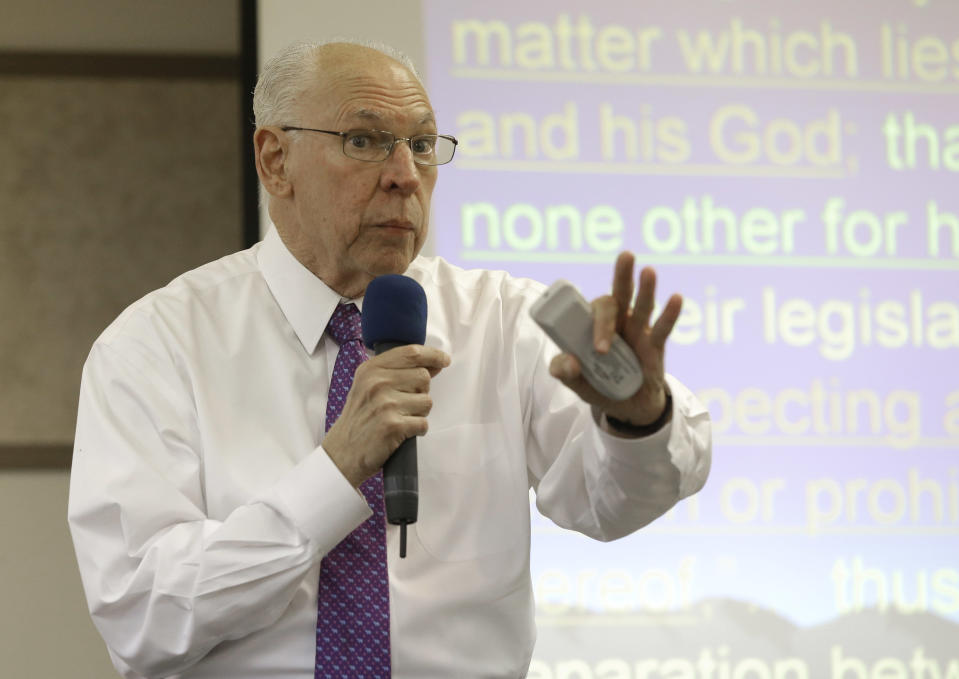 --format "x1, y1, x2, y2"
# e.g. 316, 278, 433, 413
67, 340, 370, 678
523, 313, 712, 542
